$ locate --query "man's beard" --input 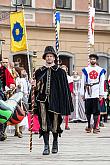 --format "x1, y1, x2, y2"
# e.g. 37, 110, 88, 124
91, 62, 96, 65
47, 61, 53, 64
